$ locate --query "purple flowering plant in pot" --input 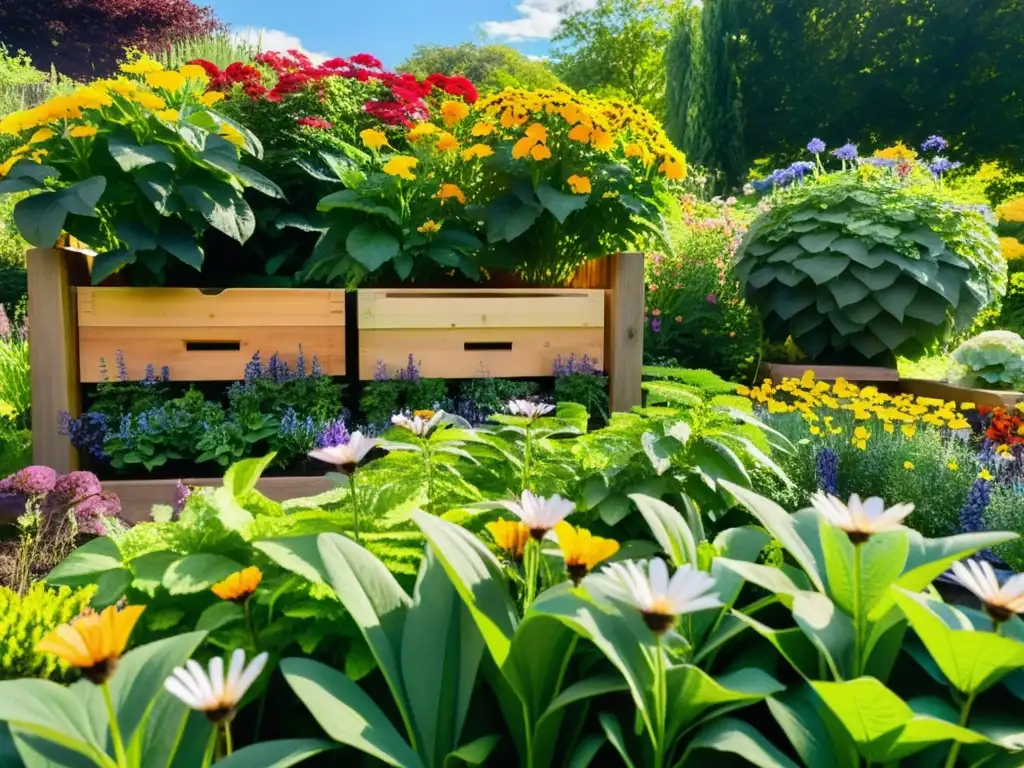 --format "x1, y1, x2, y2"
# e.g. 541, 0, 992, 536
736, 135, 1005, 366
